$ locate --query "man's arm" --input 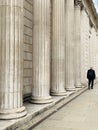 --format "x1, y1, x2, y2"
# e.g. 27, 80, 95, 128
87, 70, 89, 79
